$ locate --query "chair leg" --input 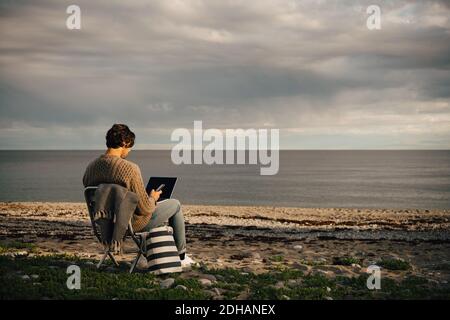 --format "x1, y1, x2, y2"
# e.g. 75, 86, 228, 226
108, 252, 120, 267
97, 250, 108, 269
129, 251, 142, 274
129, 235, 147, 274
